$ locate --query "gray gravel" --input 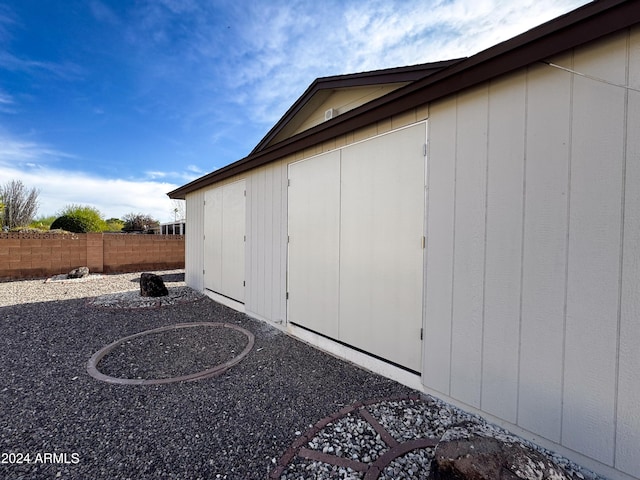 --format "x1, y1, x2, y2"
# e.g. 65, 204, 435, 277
0, 271, 414, 479
0, 271, 606, 480
97, 324, 250, 380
